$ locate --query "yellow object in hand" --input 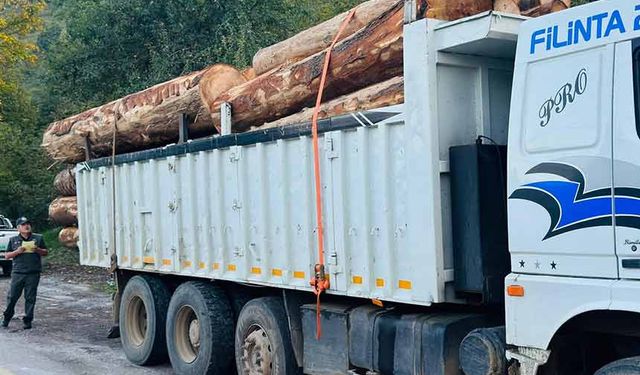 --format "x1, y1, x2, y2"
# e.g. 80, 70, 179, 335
22, 241, 36, 253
